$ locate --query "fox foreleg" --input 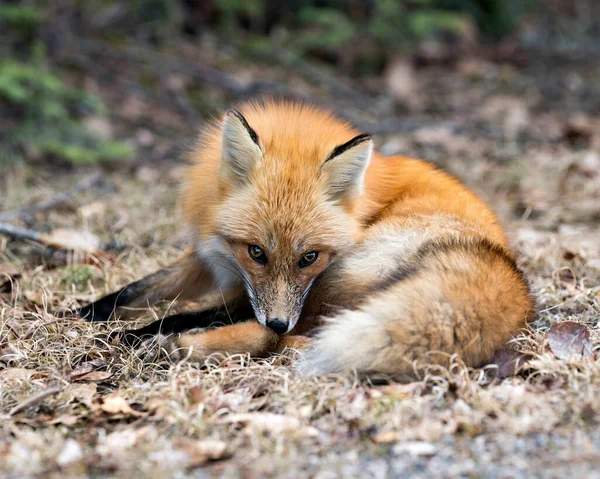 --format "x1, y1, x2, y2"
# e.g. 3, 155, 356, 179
150, 322, 311, 363
114, 299, 255, 348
